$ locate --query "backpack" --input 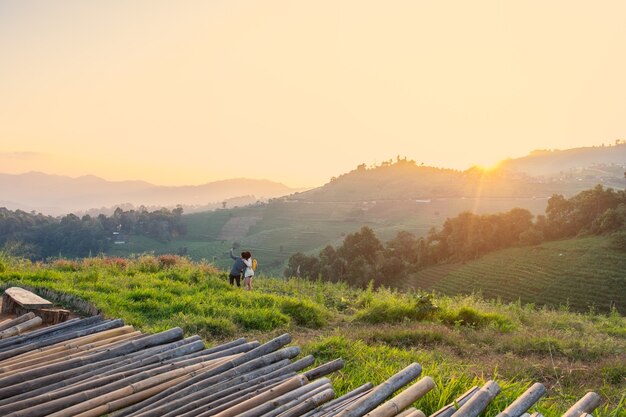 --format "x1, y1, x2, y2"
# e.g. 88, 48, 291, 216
251, 258, 258, 271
